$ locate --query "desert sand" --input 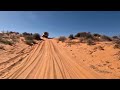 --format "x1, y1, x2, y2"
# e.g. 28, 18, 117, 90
0, 37, 120, 79
0, 38, 105, 79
